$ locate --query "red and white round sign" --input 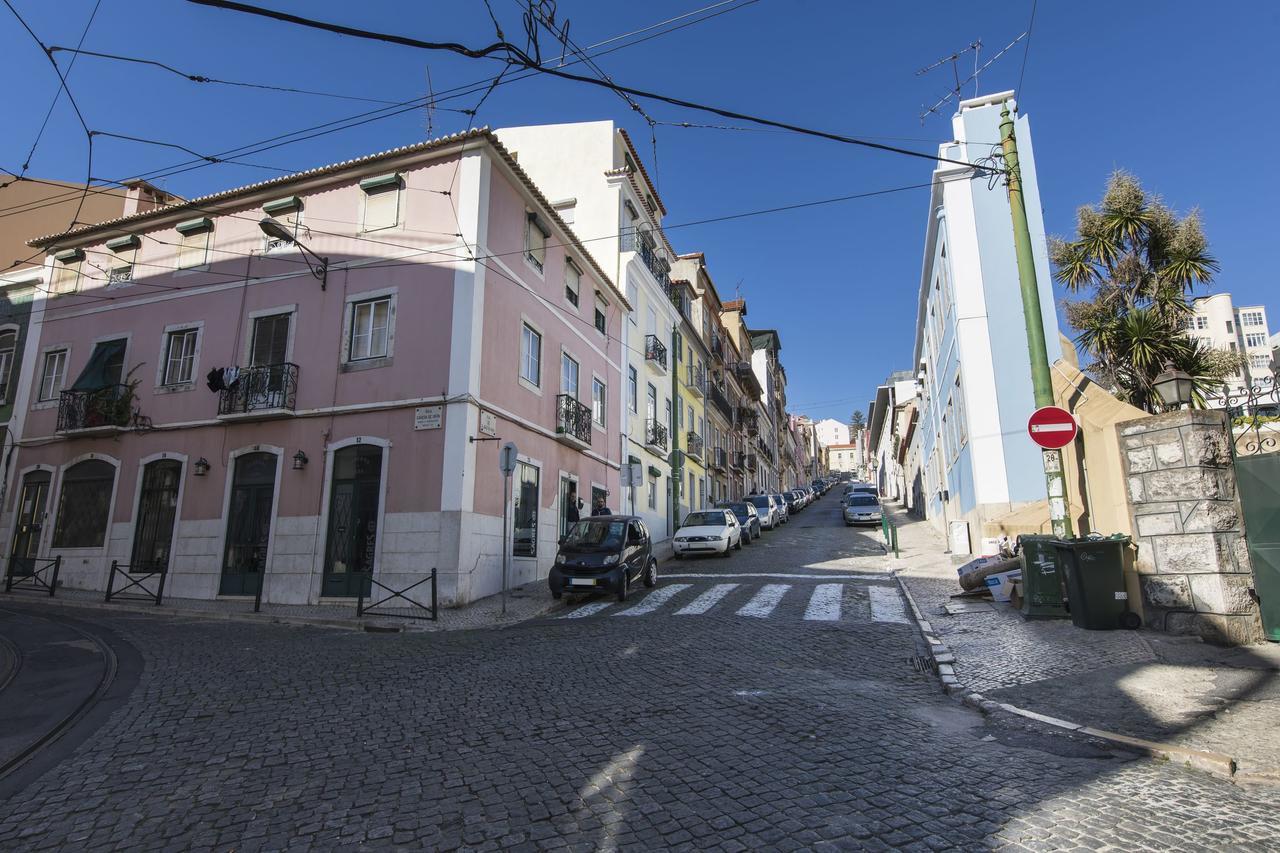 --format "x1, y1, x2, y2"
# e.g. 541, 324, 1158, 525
1027, 406, 1078, 449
